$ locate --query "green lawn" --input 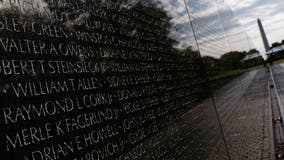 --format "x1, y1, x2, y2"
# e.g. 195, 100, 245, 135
210, 65, 264, 80
210, 58, 284, 82
272, 59, 284, 65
